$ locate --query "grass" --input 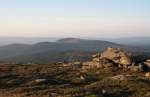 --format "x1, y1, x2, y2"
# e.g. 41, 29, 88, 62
0, 64, 150, 97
